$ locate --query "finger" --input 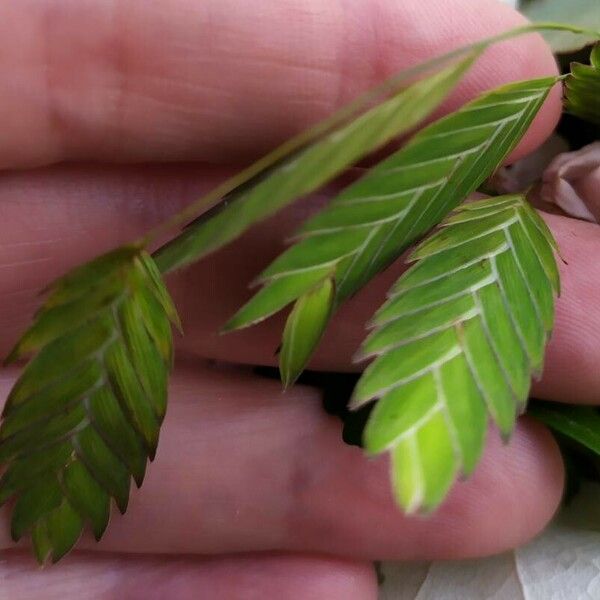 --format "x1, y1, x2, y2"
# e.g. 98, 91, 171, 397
0, 551, 377, 600
531, 213, 600, 404
194, 210, 600, 408
2, 166, 600, 409
0, 0, 558, 168
0, 364, 562, 560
